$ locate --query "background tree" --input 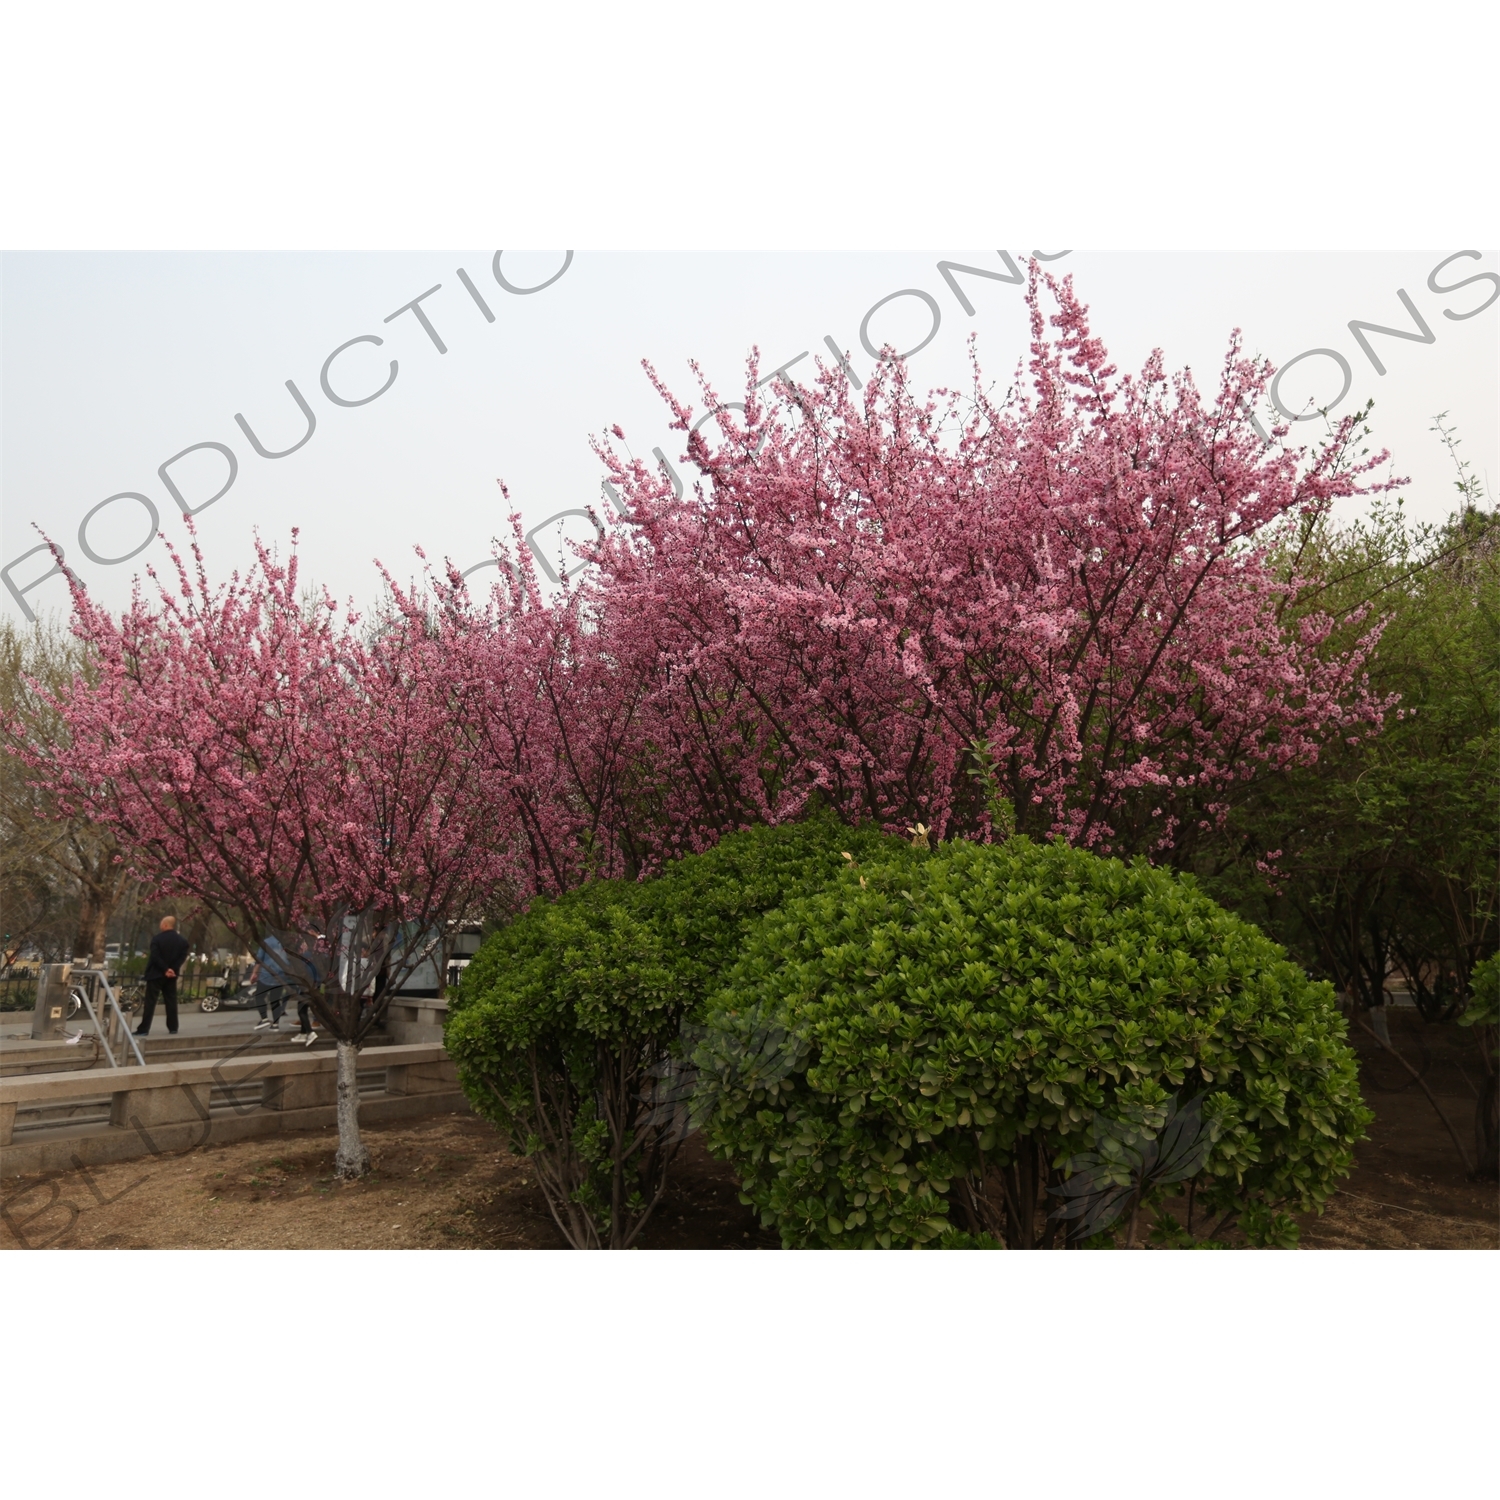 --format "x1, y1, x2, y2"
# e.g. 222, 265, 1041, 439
1200, 437, 1498, 1175
1, 616, 134, 967
1210, 500, 1495, 1004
